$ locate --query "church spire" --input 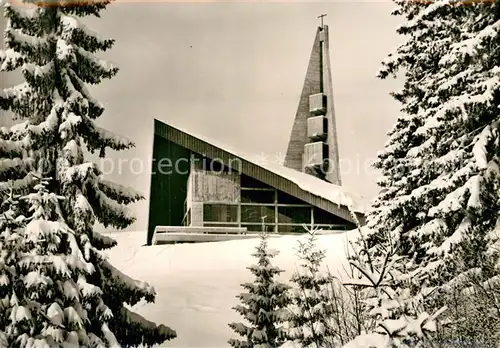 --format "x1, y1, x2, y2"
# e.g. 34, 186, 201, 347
284, 21, 342, 186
